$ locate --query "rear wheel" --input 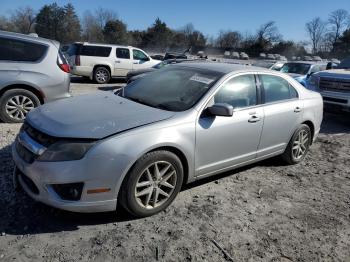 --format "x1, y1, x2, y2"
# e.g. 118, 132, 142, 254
282, 124, 311, 164
119, 151, 183, 217
94, 67, 110, 84
0, 89, 40, 123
